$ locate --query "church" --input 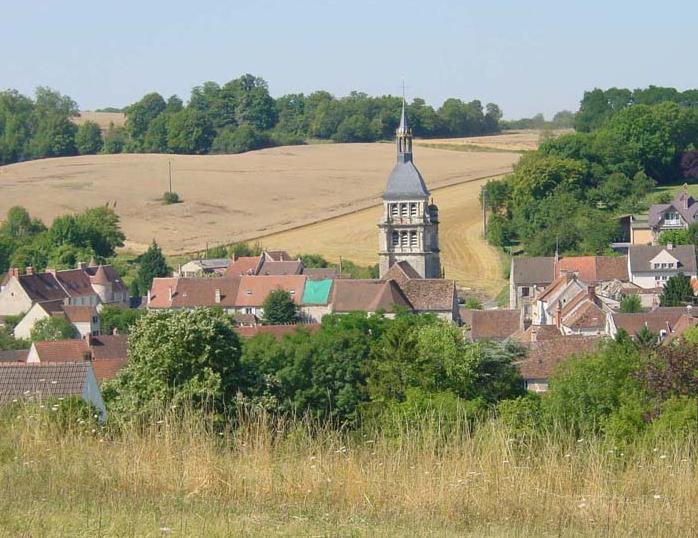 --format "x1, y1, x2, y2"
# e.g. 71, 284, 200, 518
378, 100, 442, 279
